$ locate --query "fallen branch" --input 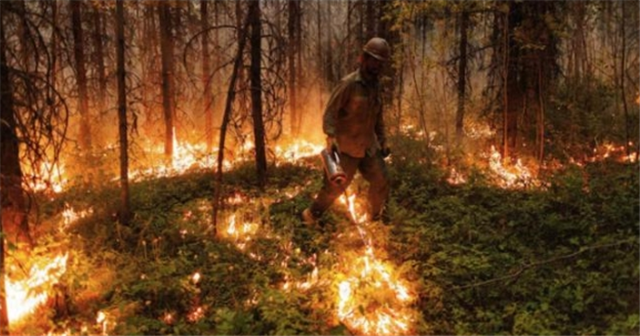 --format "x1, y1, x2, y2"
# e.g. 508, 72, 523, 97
449, 238, 637, 291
